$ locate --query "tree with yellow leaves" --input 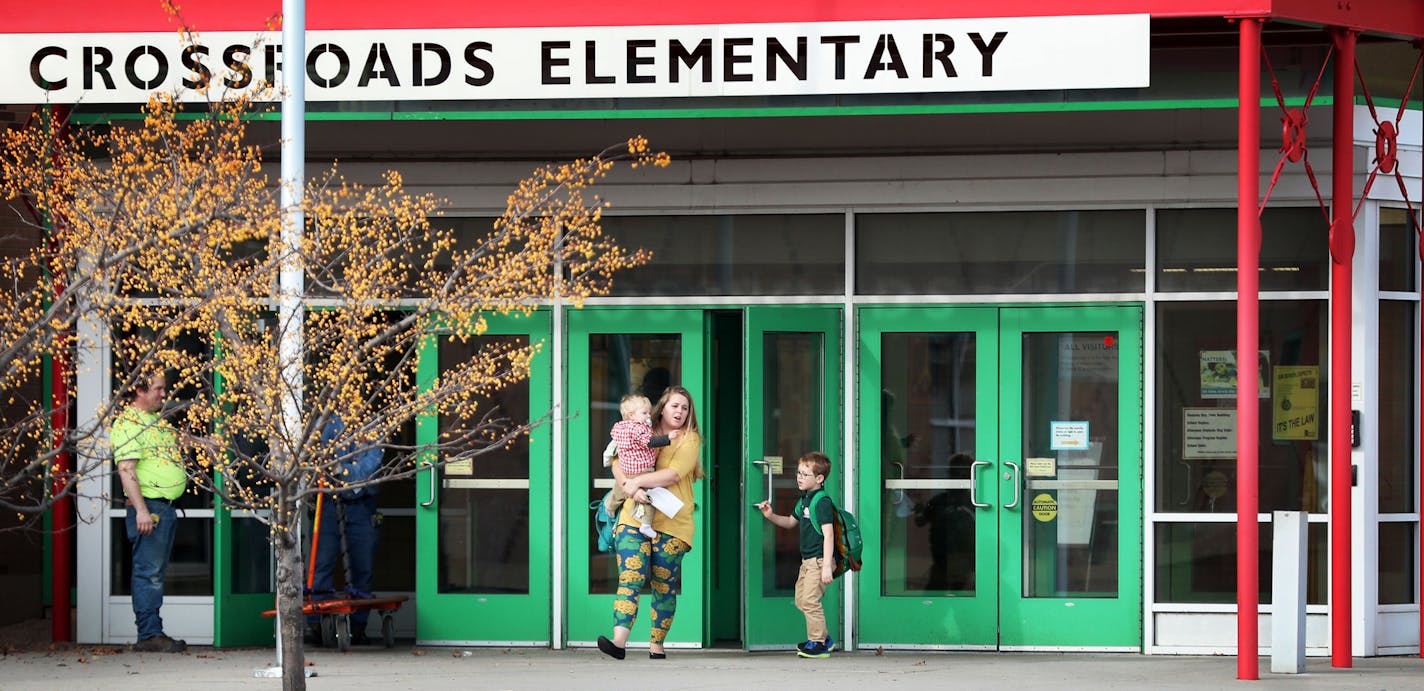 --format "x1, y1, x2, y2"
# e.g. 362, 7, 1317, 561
0, 104, 233, 530
3, 83, 666, 681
